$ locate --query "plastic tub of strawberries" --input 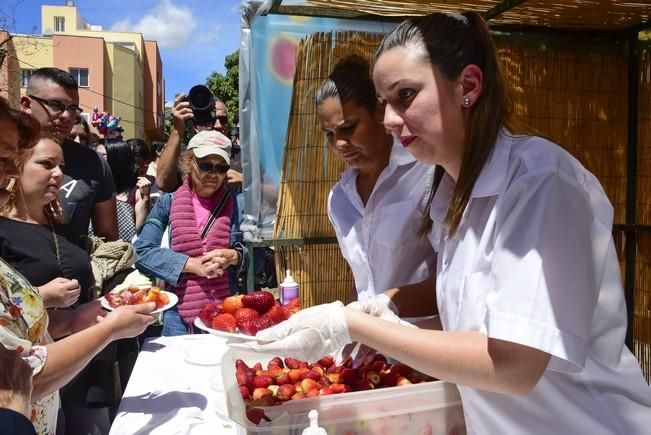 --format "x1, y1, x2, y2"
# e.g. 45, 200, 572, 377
222, 347, 466, 434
